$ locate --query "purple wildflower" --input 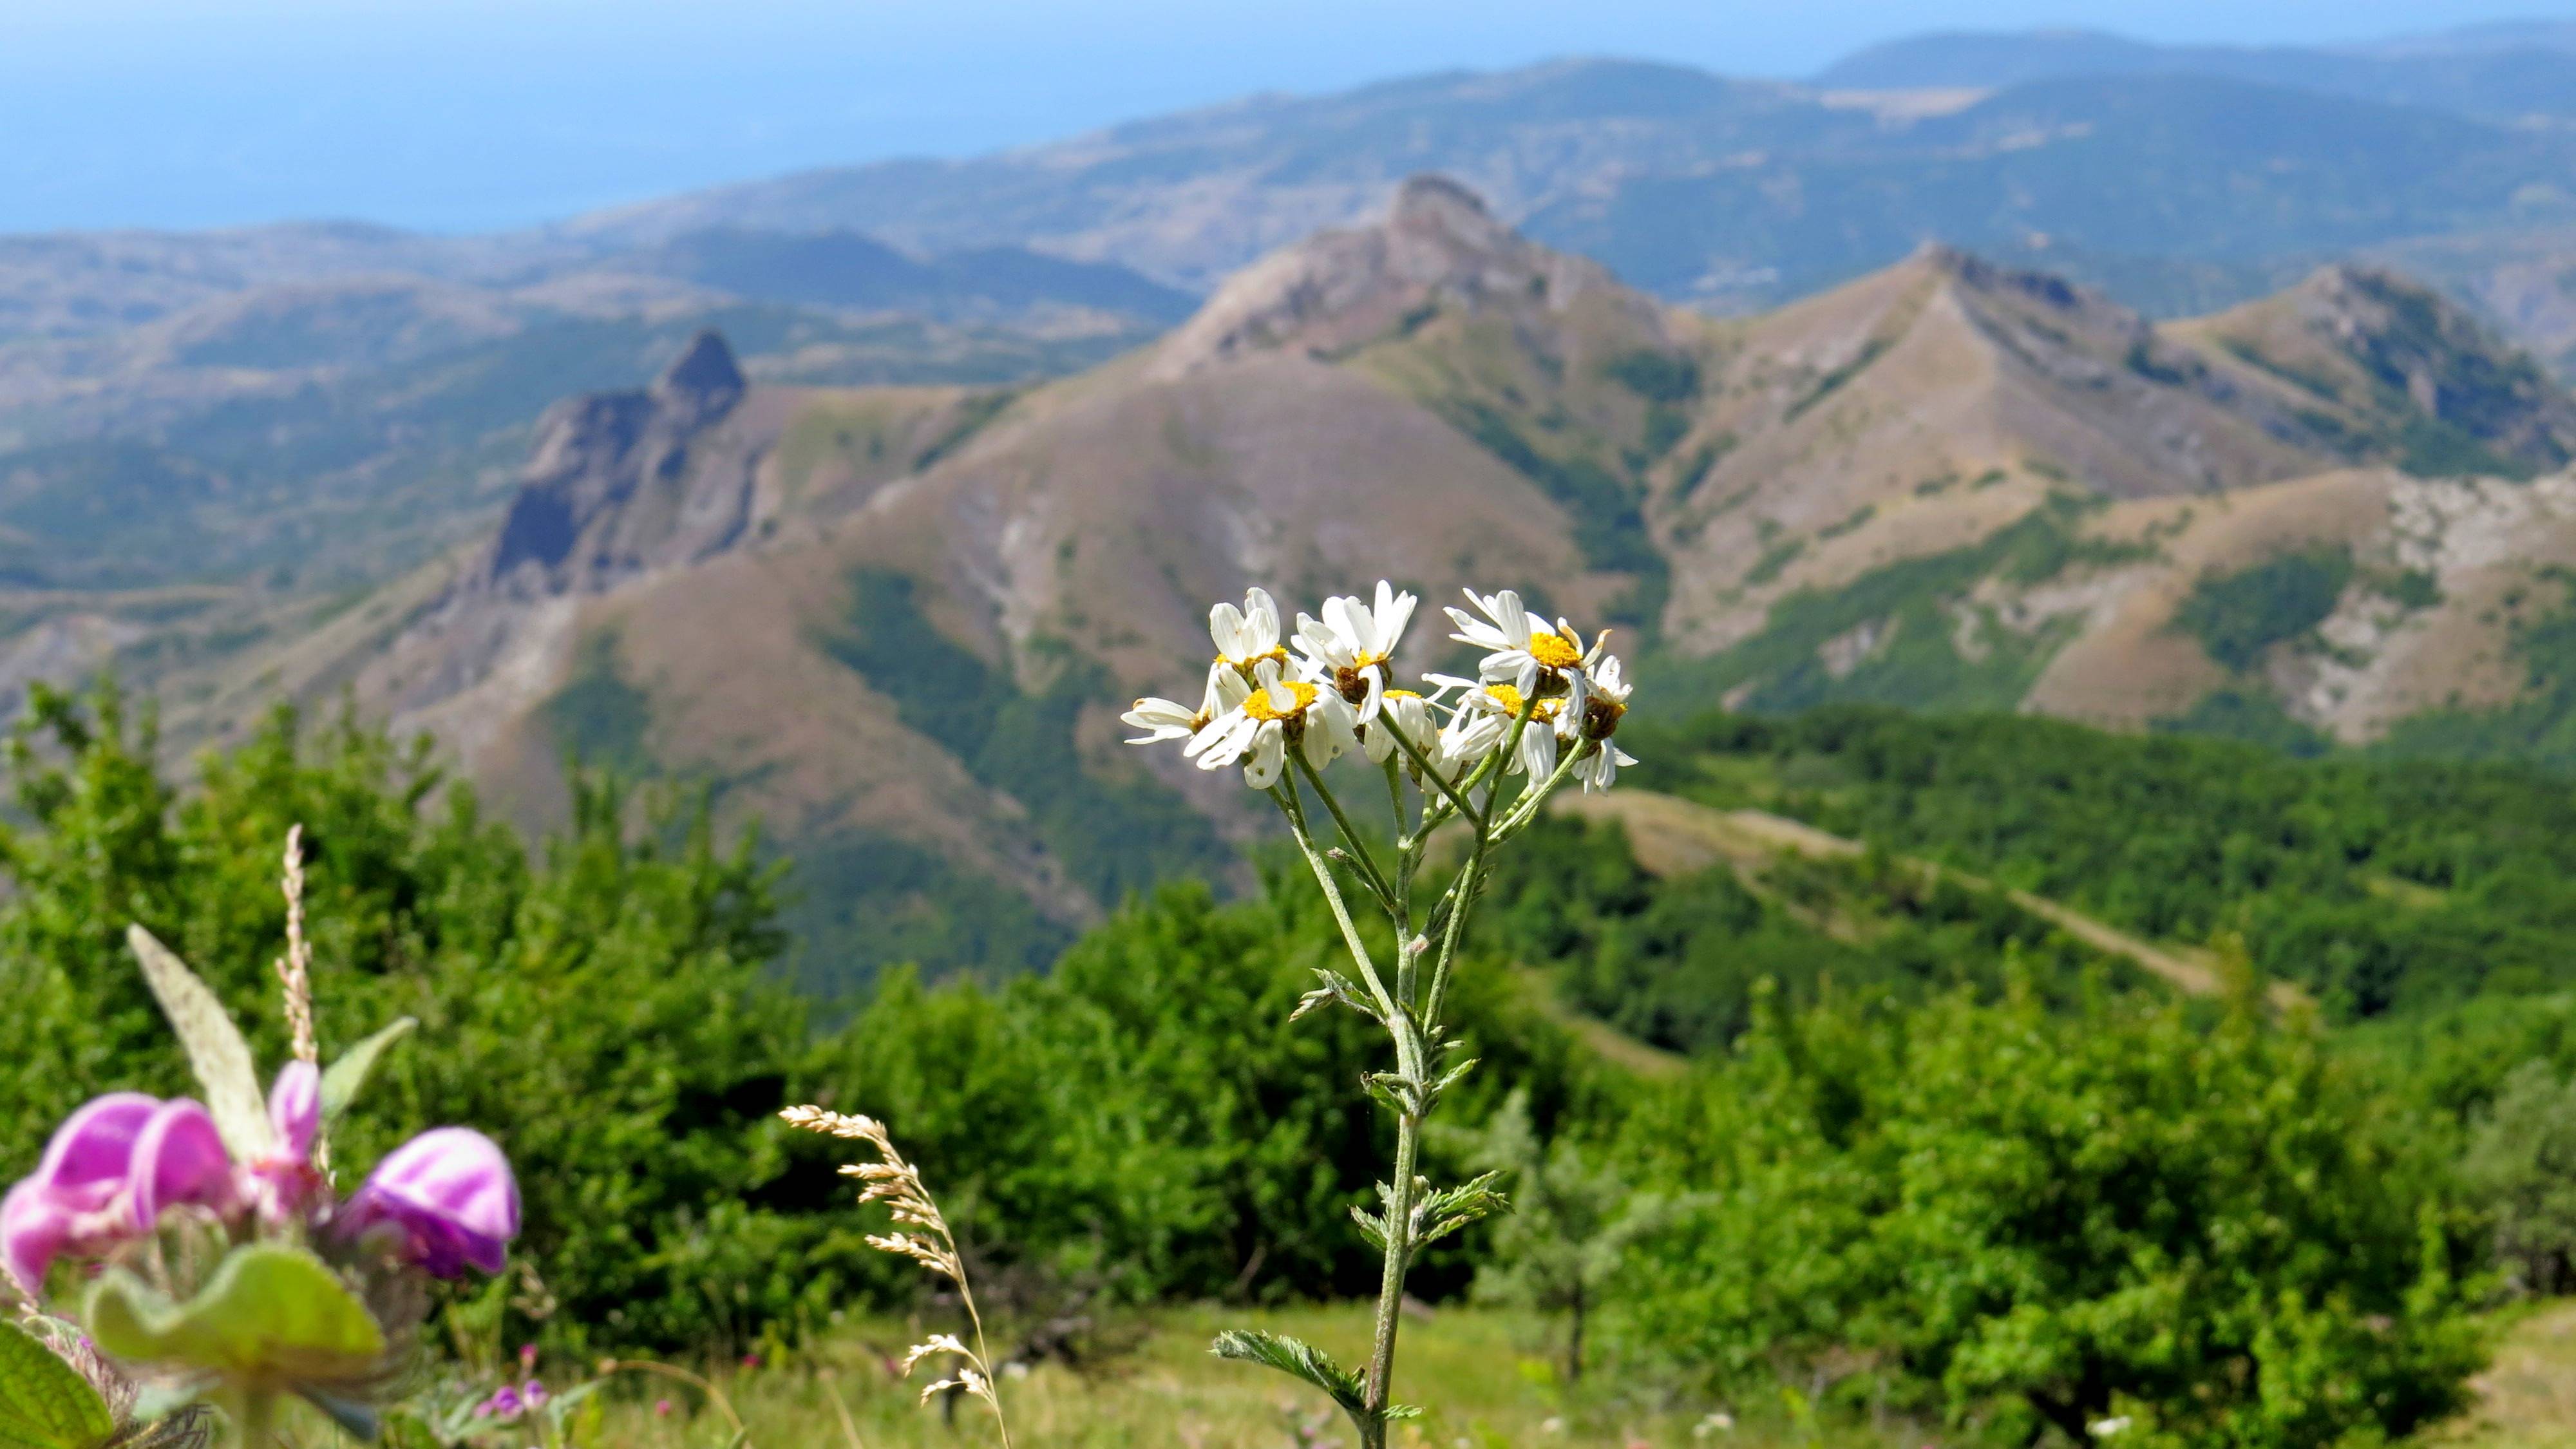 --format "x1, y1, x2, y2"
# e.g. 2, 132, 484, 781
342, 1128, 519, 1278
2, 1092, 239, 1294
